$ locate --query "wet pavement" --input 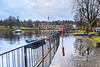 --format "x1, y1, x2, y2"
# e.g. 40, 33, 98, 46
50, 34, 100, 67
